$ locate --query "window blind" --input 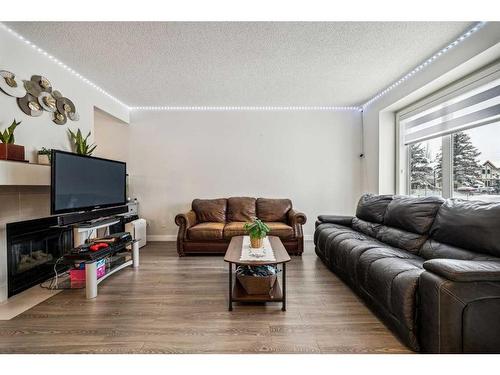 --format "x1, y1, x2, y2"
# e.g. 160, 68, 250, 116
402, 77, 500, 145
